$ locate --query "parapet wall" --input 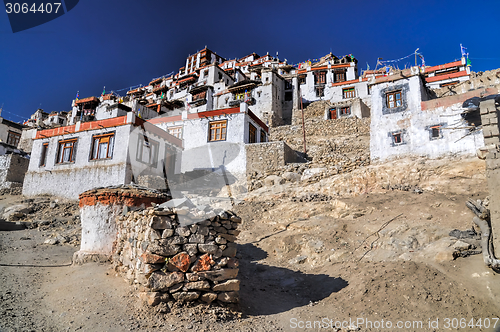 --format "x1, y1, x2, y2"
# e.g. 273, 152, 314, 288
113, 205, 241, 306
